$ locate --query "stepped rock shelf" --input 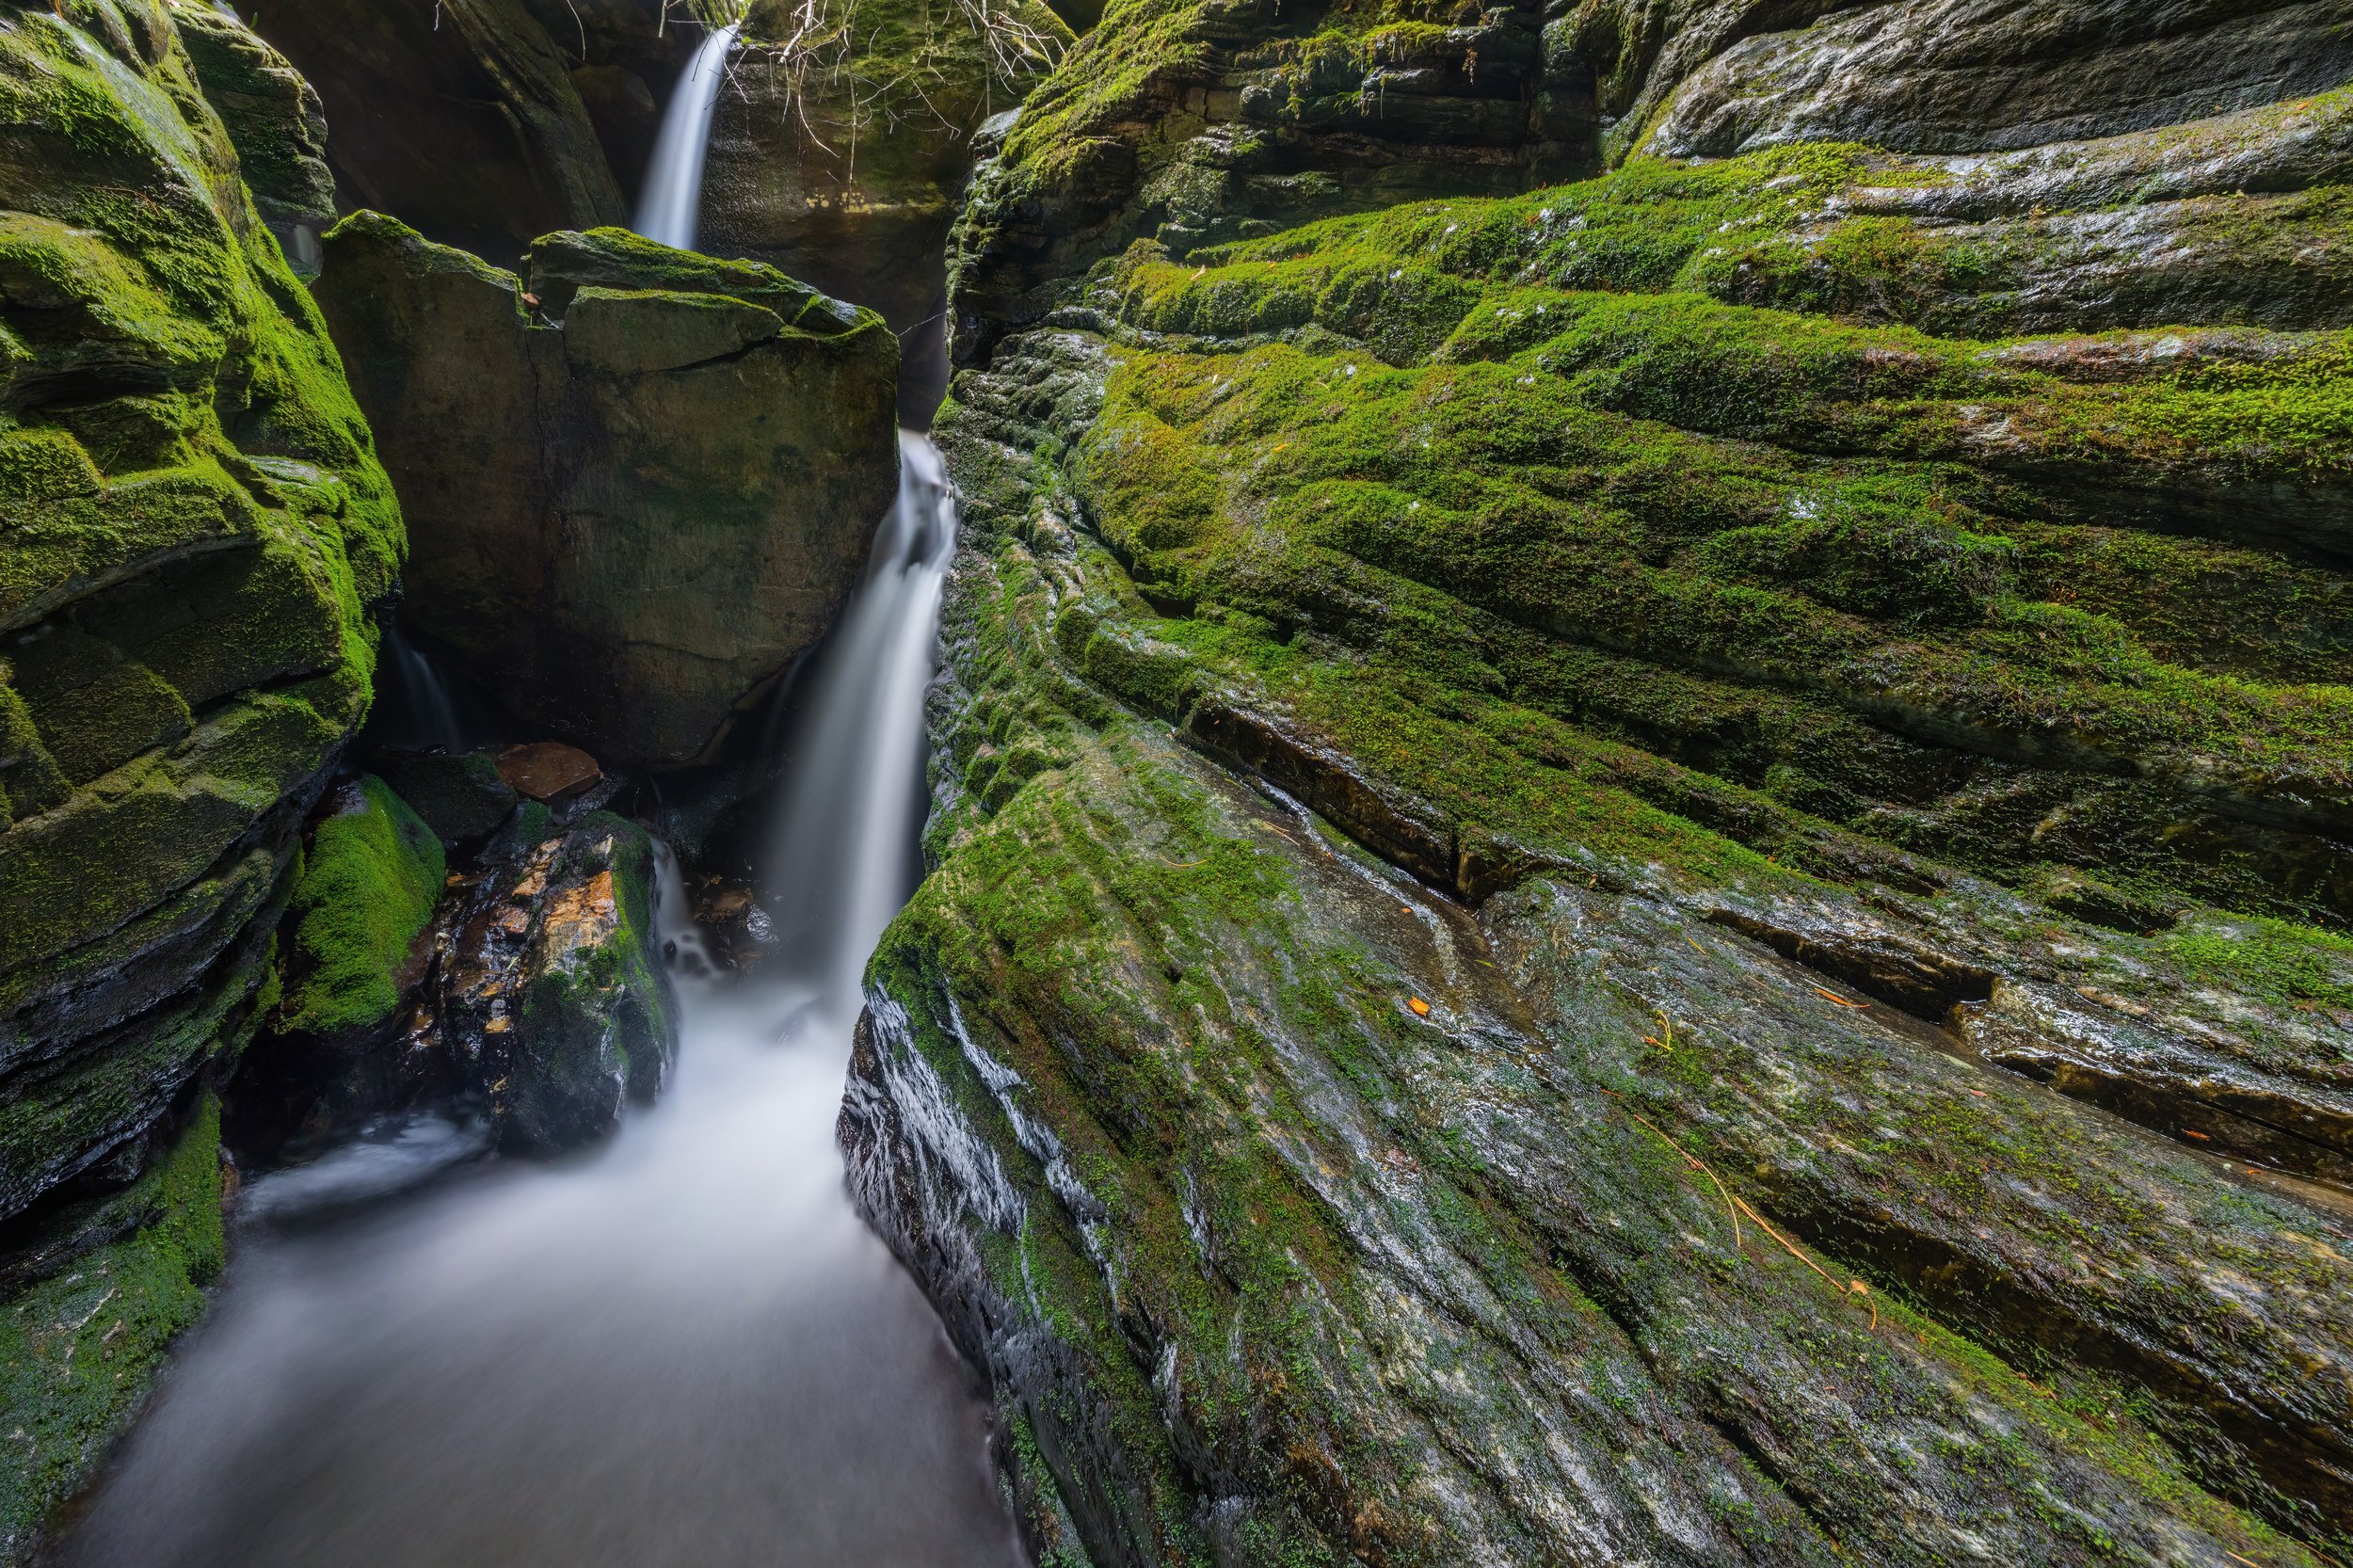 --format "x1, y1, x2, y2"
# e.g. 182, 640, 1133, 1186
846, 0, 2353, 1563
